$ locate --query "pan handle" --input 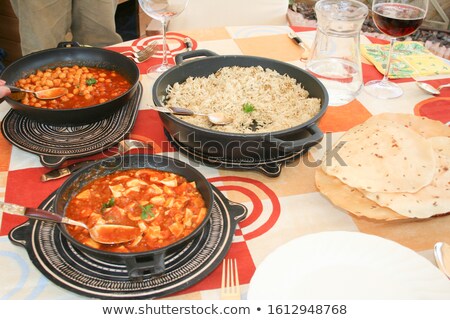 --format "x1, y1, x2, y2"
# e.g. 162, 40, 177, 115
265, 124, 323, 154
124, 252, 166, 279
175, 49, 218, 65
